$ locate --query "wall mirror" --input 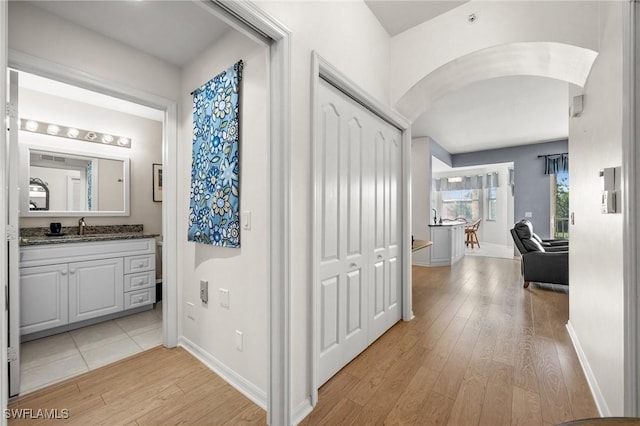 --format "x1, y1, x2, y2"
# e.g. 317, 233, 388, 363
20, 145, 130, 217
